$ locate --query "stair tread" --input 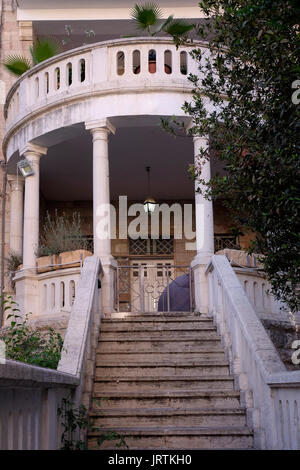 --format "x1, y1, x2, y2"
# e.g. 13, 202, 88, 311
93, 390, 241, 398
90, 407, 246, 416
88, 426, 253, 436
95, 375, 234, 382
102, 318, 212, 323
96, 360, 229, 367
99, 337, 221, 342
97, 349, 225, 354
101, 327, 217, 331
